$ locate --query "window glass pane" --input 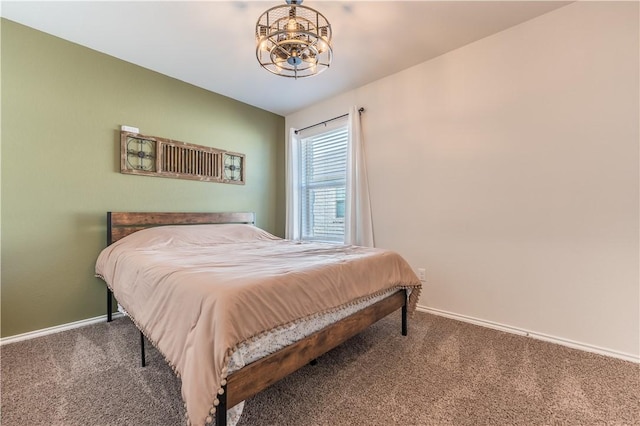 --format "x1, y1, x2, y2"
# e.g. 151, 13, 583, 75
300, 125, 348, 242
335, 198, 345, 219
